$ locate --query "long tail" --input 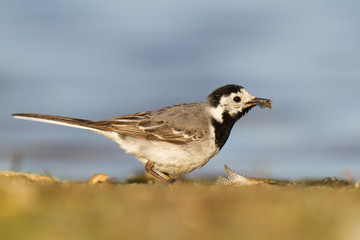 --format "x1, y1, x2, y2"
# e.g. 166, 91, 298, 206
12, 113, 108, 133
